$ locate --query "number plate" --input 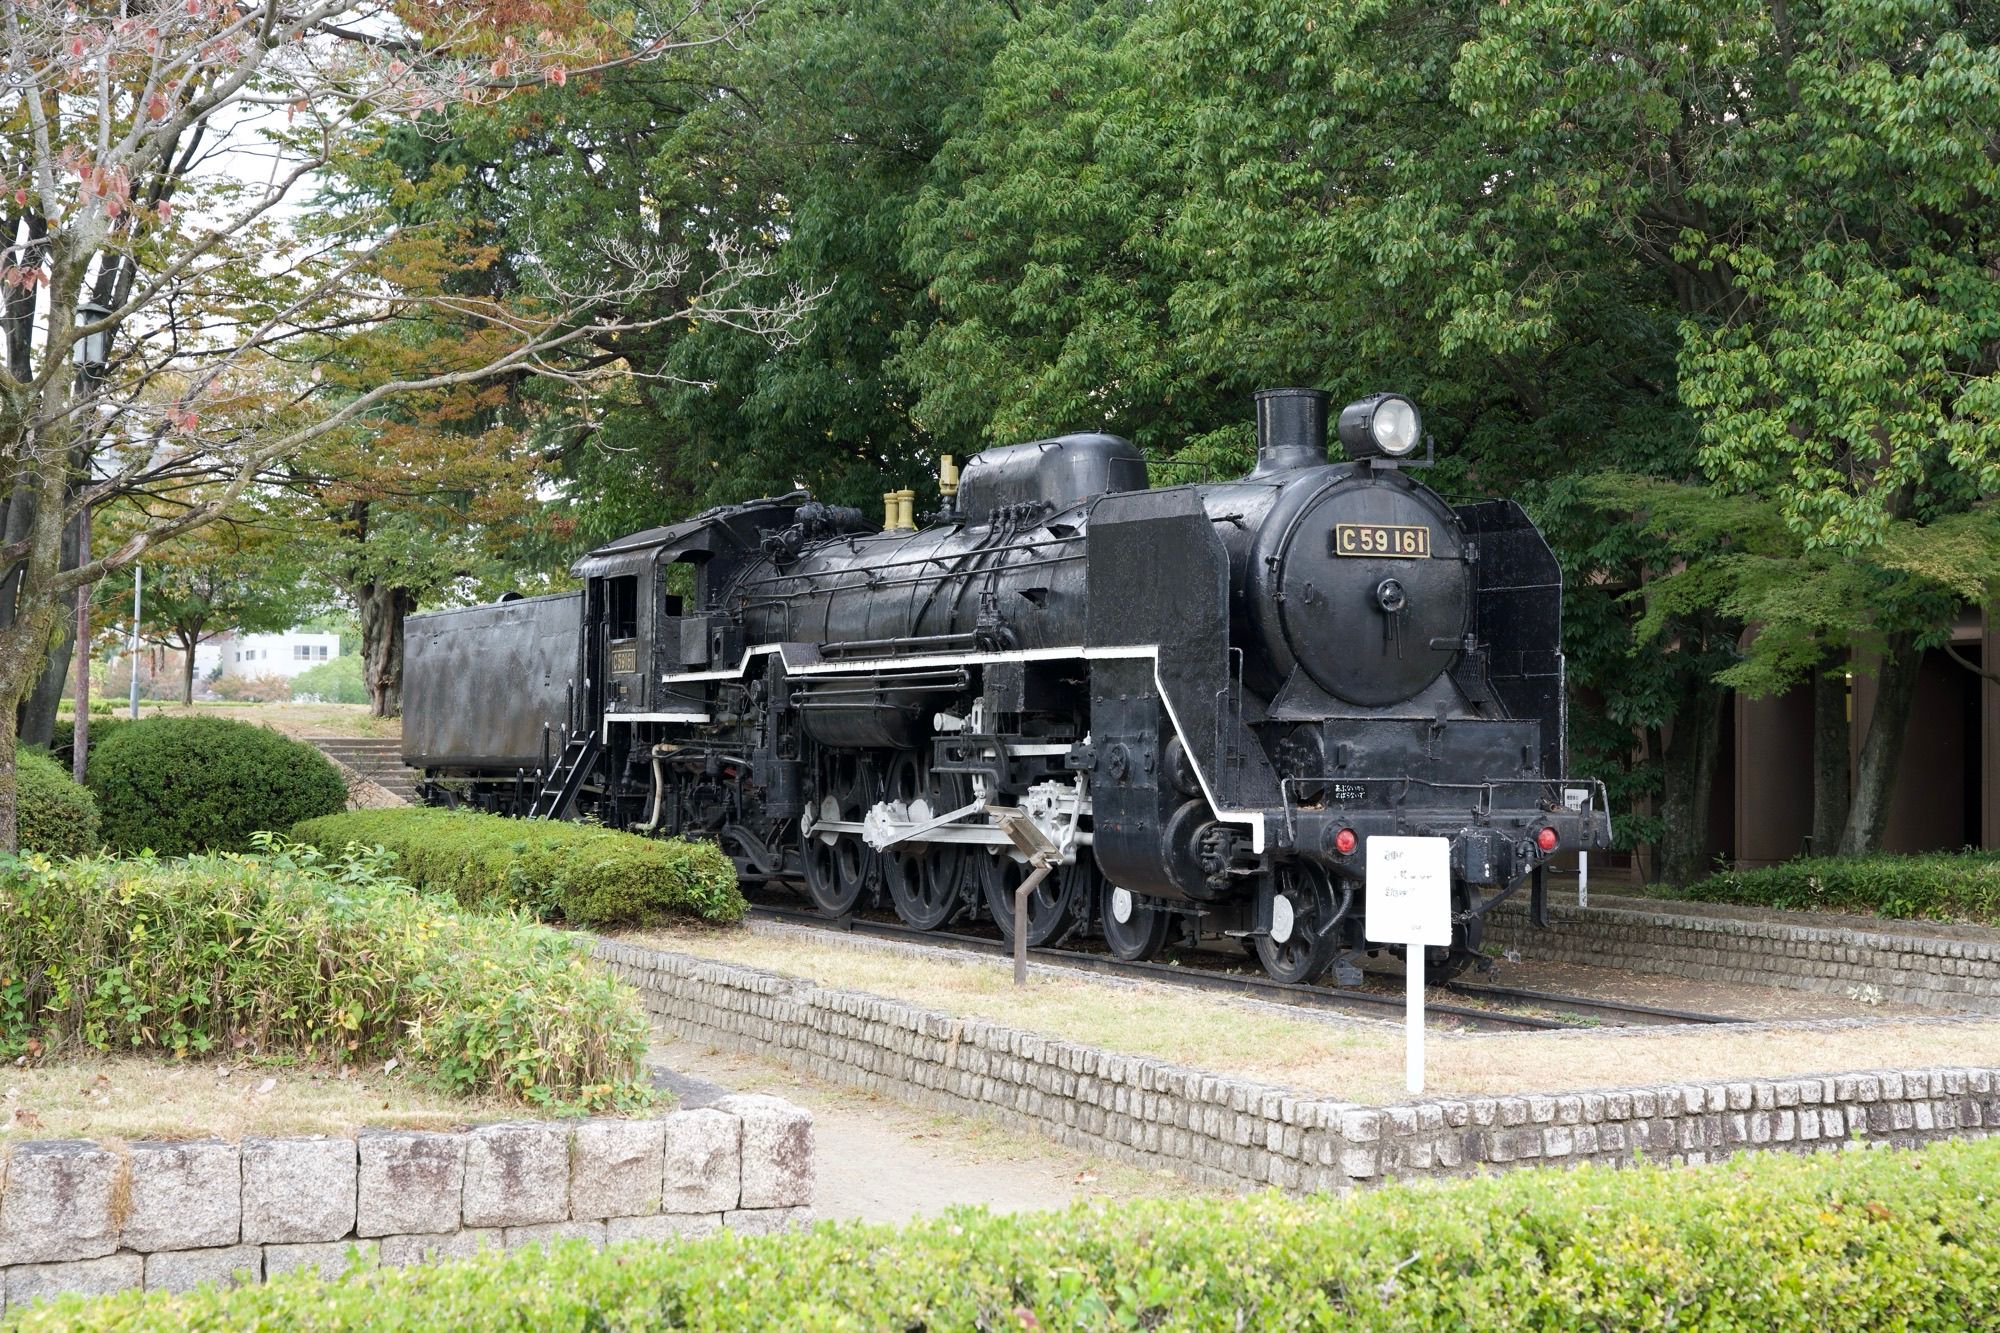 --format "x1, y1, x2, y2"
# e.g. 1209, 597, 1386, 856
609, 645, 639, 675
1333, 523, 1430, 558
